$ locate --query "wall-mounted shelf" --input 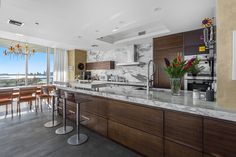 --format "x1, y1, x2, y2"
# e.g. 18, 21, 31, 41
86, 61, 115, 70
